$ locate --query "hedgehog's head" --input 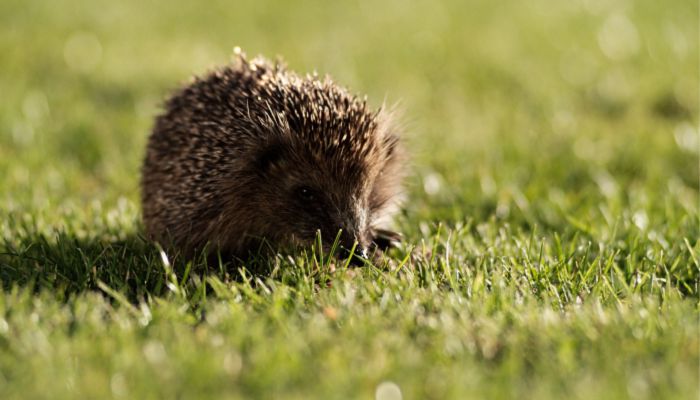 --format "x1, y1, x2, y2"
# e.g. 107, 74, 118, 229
237, 75, 402, 262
